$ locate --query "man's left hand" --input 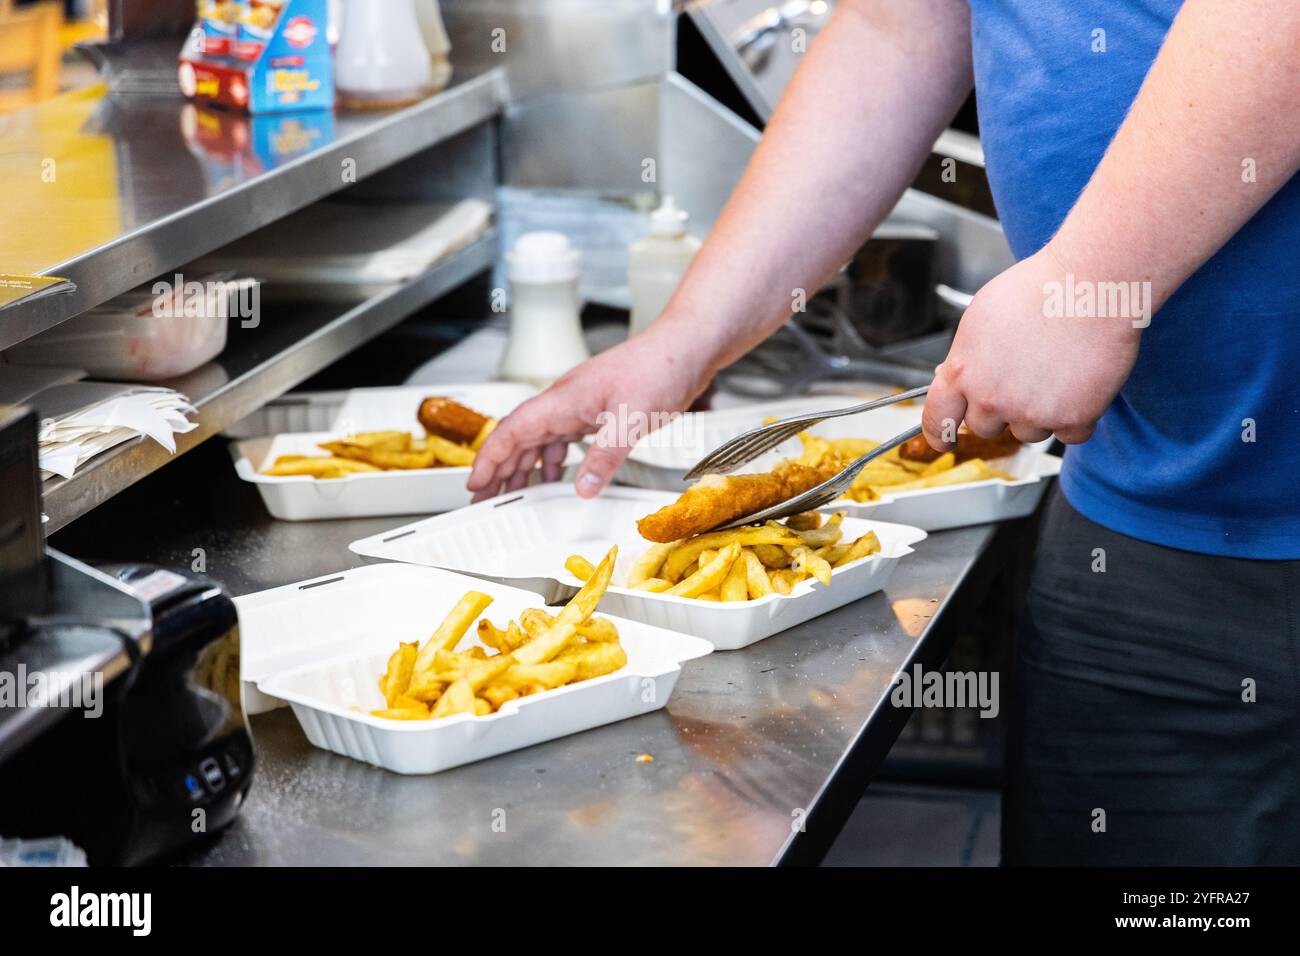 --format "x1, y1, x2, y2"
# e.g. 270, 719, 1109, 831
922, 245, 1144, 450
